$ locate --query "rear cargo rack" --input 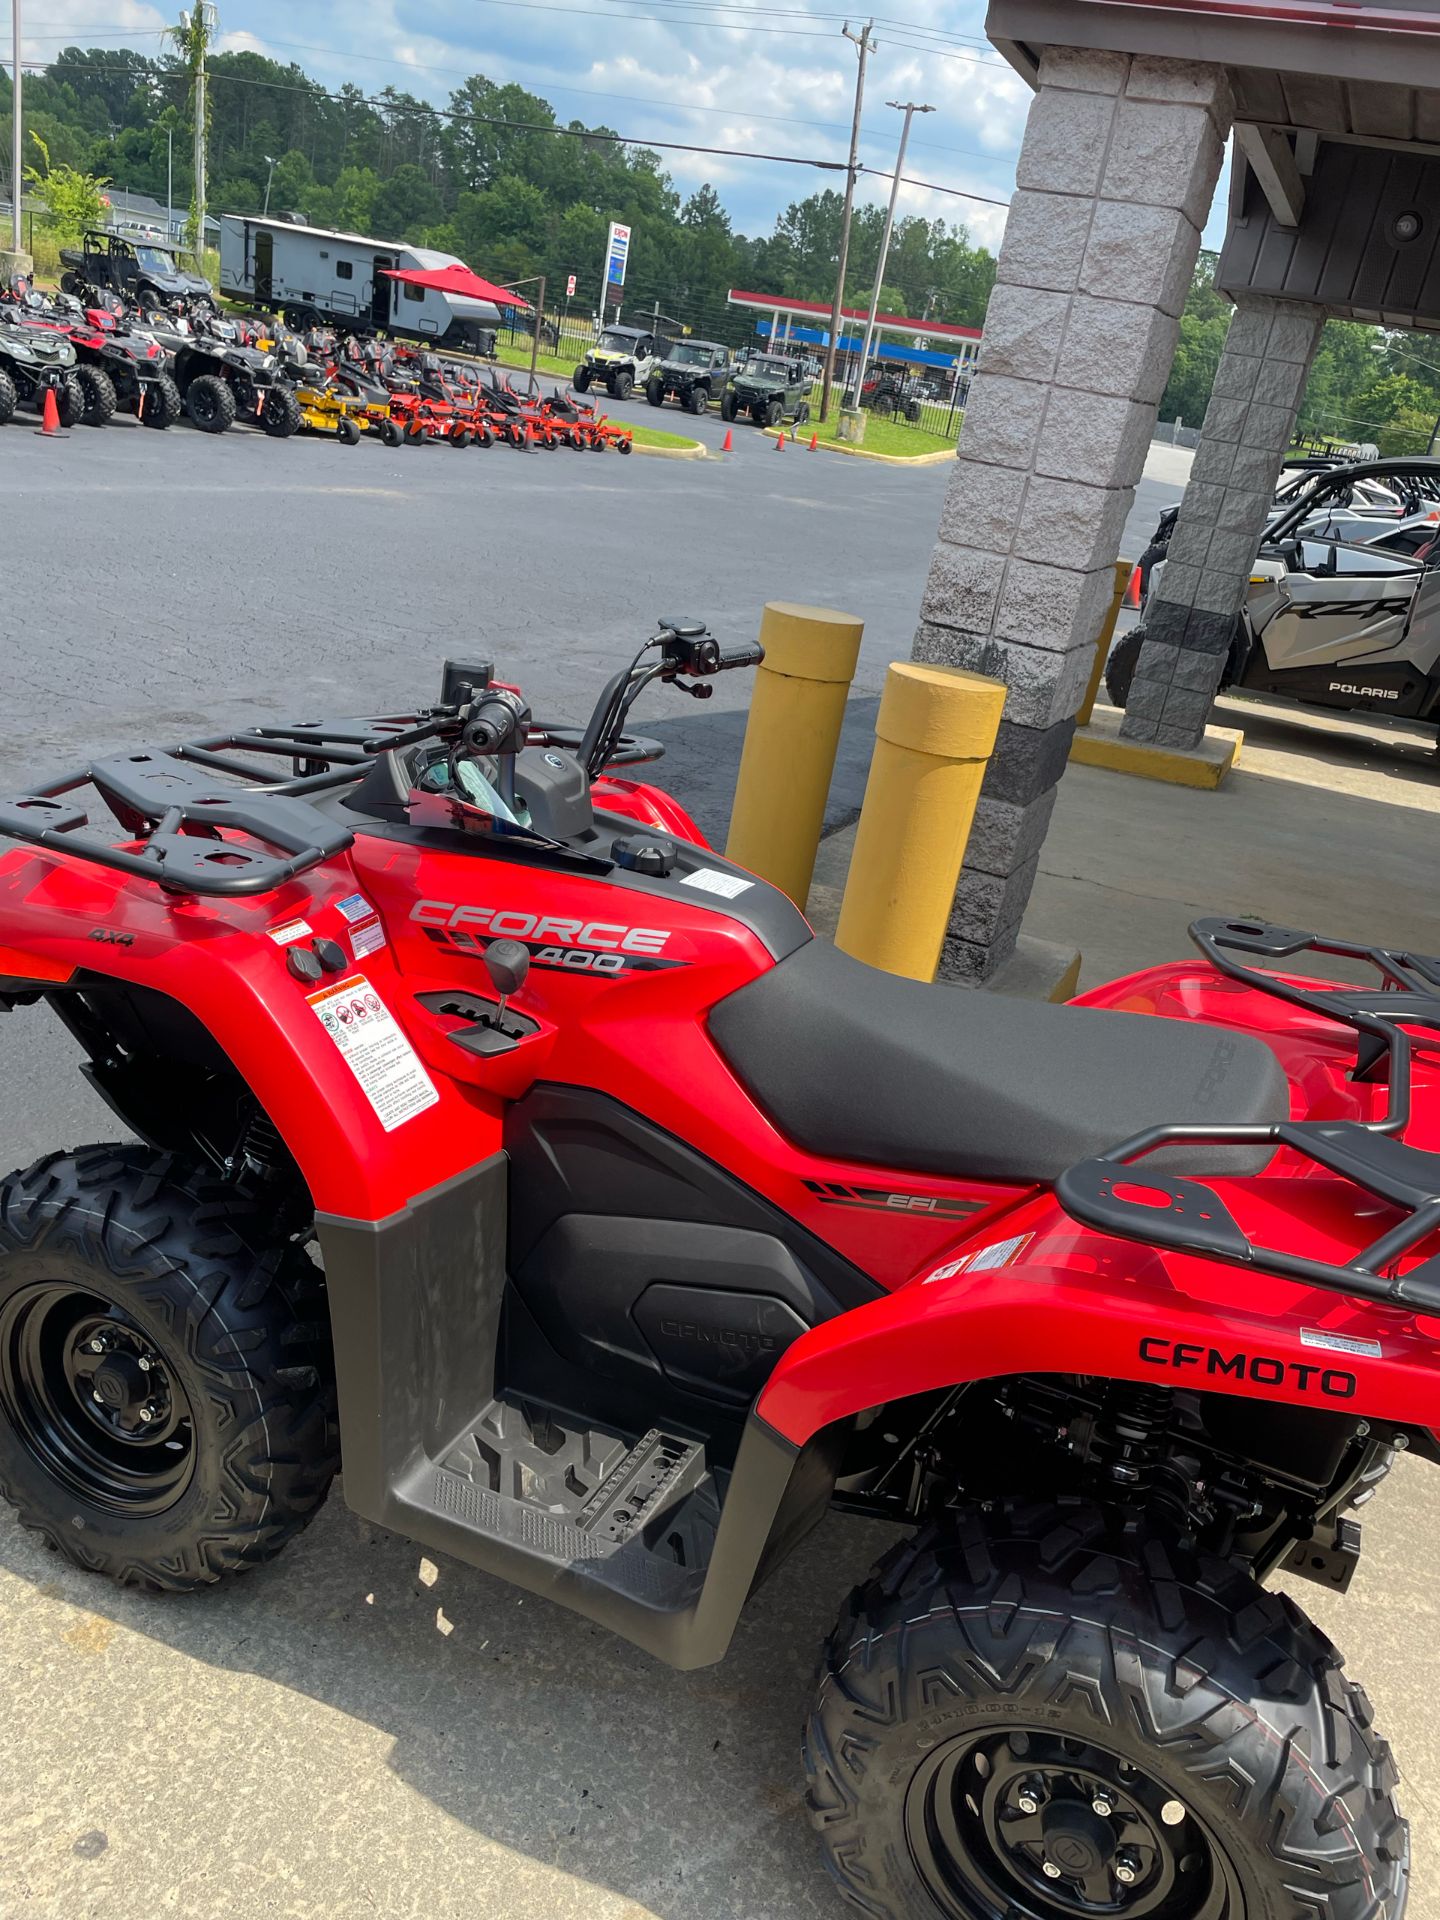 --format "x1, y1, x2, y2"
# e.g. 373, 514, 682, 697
0, 716, 419, 897
1057, 918, 1440, 1313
